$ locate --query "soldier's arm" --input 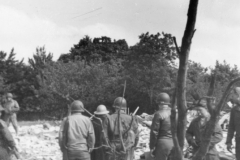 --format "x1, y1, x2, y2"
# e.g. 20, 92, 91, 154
0, 121, 16, 148
149, 113, 160, 149
58, 118, 66, 151
87, 120, 95, 149
12, 100, 20, 112
209, 123, 223, 147
226, 109, 235, 145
